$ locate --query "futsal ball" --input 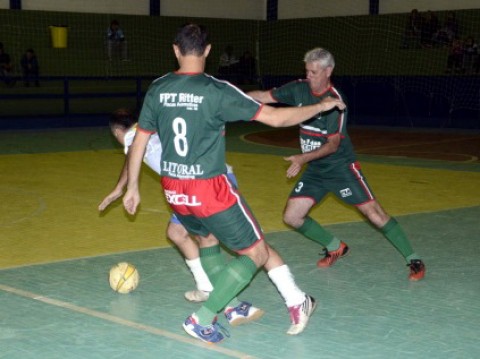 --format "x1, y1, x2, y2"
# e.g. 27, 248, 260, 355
109, 262, 140, 294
